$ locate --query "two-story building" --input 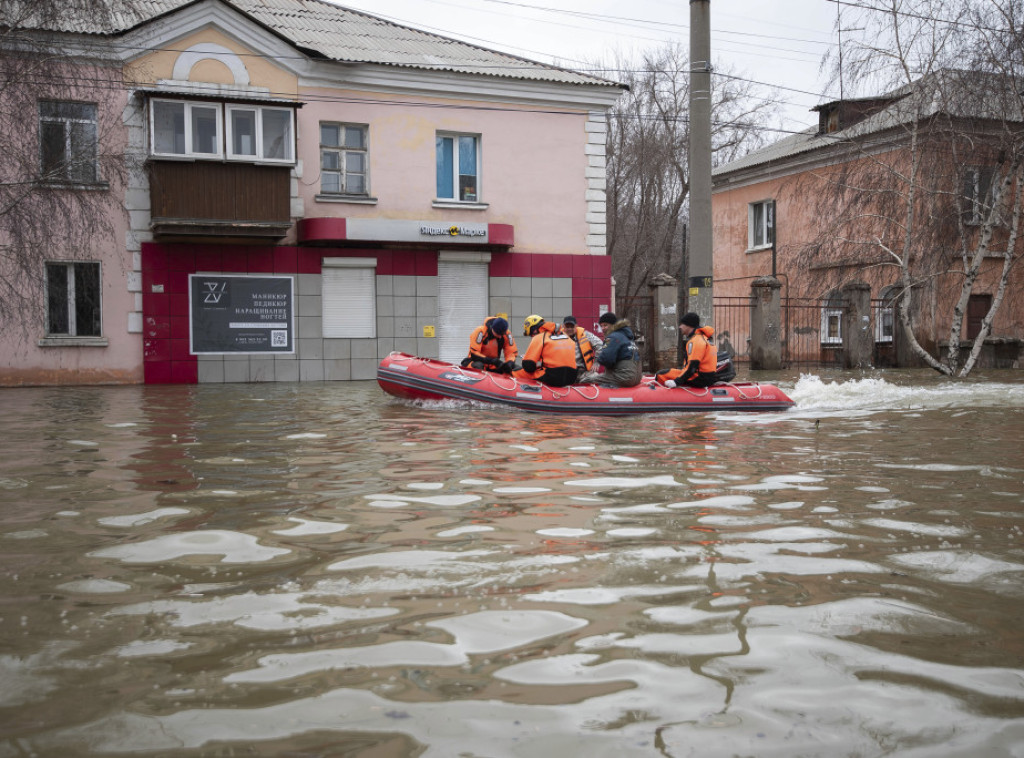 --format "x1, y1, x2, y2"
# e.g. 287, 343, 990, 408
1, 0, 624, 385
711, 71, 1023, 369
